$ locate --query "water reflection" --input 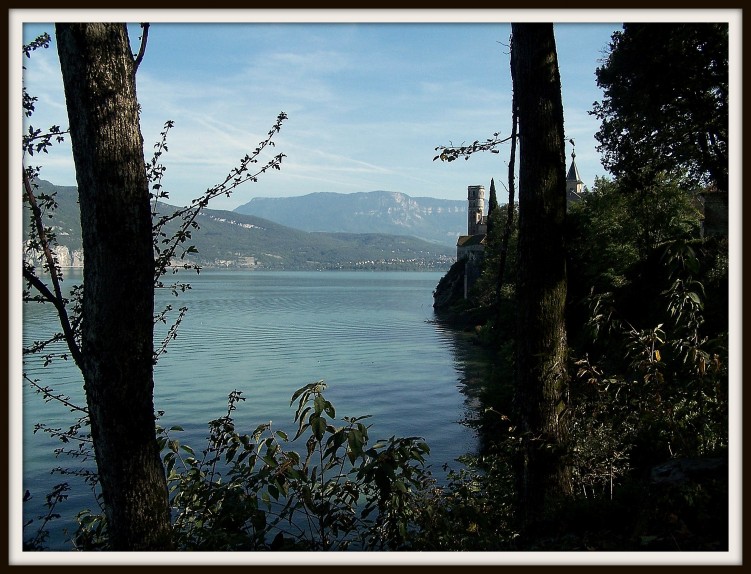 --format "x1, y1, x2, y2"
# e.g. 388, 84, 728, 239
429, 314, 513, 457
